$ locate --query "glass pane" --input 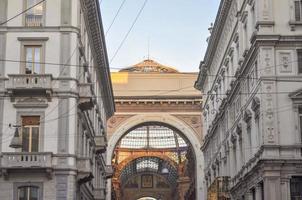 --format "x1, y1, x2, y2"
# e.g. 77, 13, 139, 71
25, 47, 33, 74
295, 1, 301, 21
25, 0, 43, 26
26, 0, 35, 12
22, 128, 30, 152
30, 187, 39, 200
18, 187, 27, 200
31, 127, 39, 152
34, 47, 41, 74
